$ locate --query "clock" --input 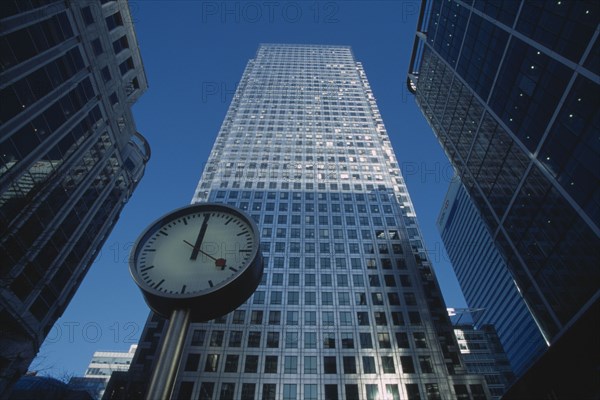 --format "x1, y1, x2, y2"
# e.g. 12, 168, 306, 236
129, 203, 263, 321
